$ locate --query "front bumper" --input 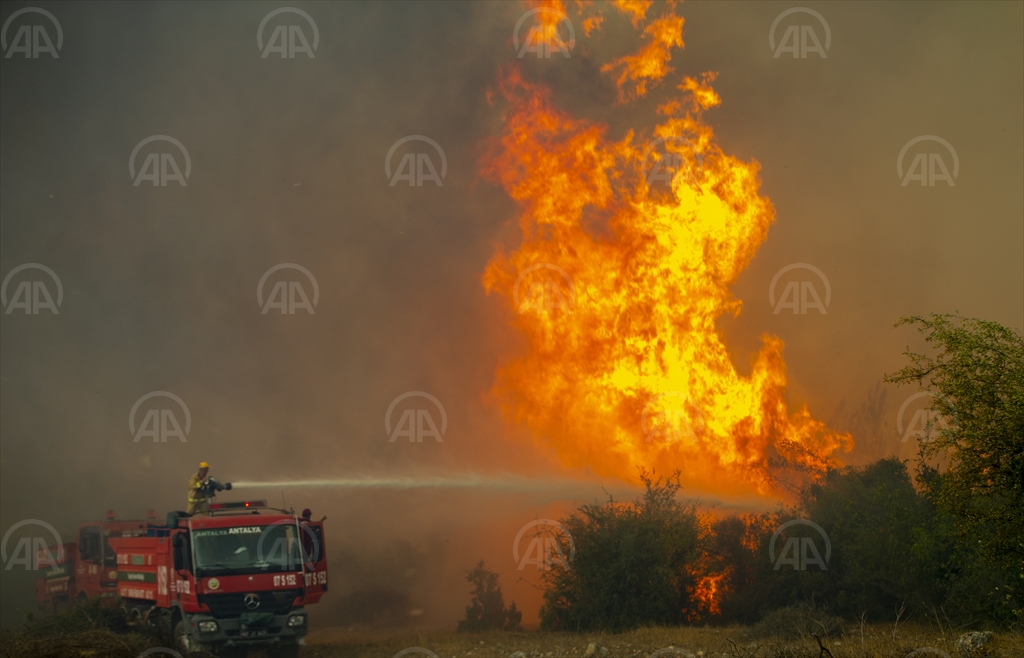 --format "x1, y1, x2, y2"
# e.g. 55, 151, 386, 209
186, 608, 308, 647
